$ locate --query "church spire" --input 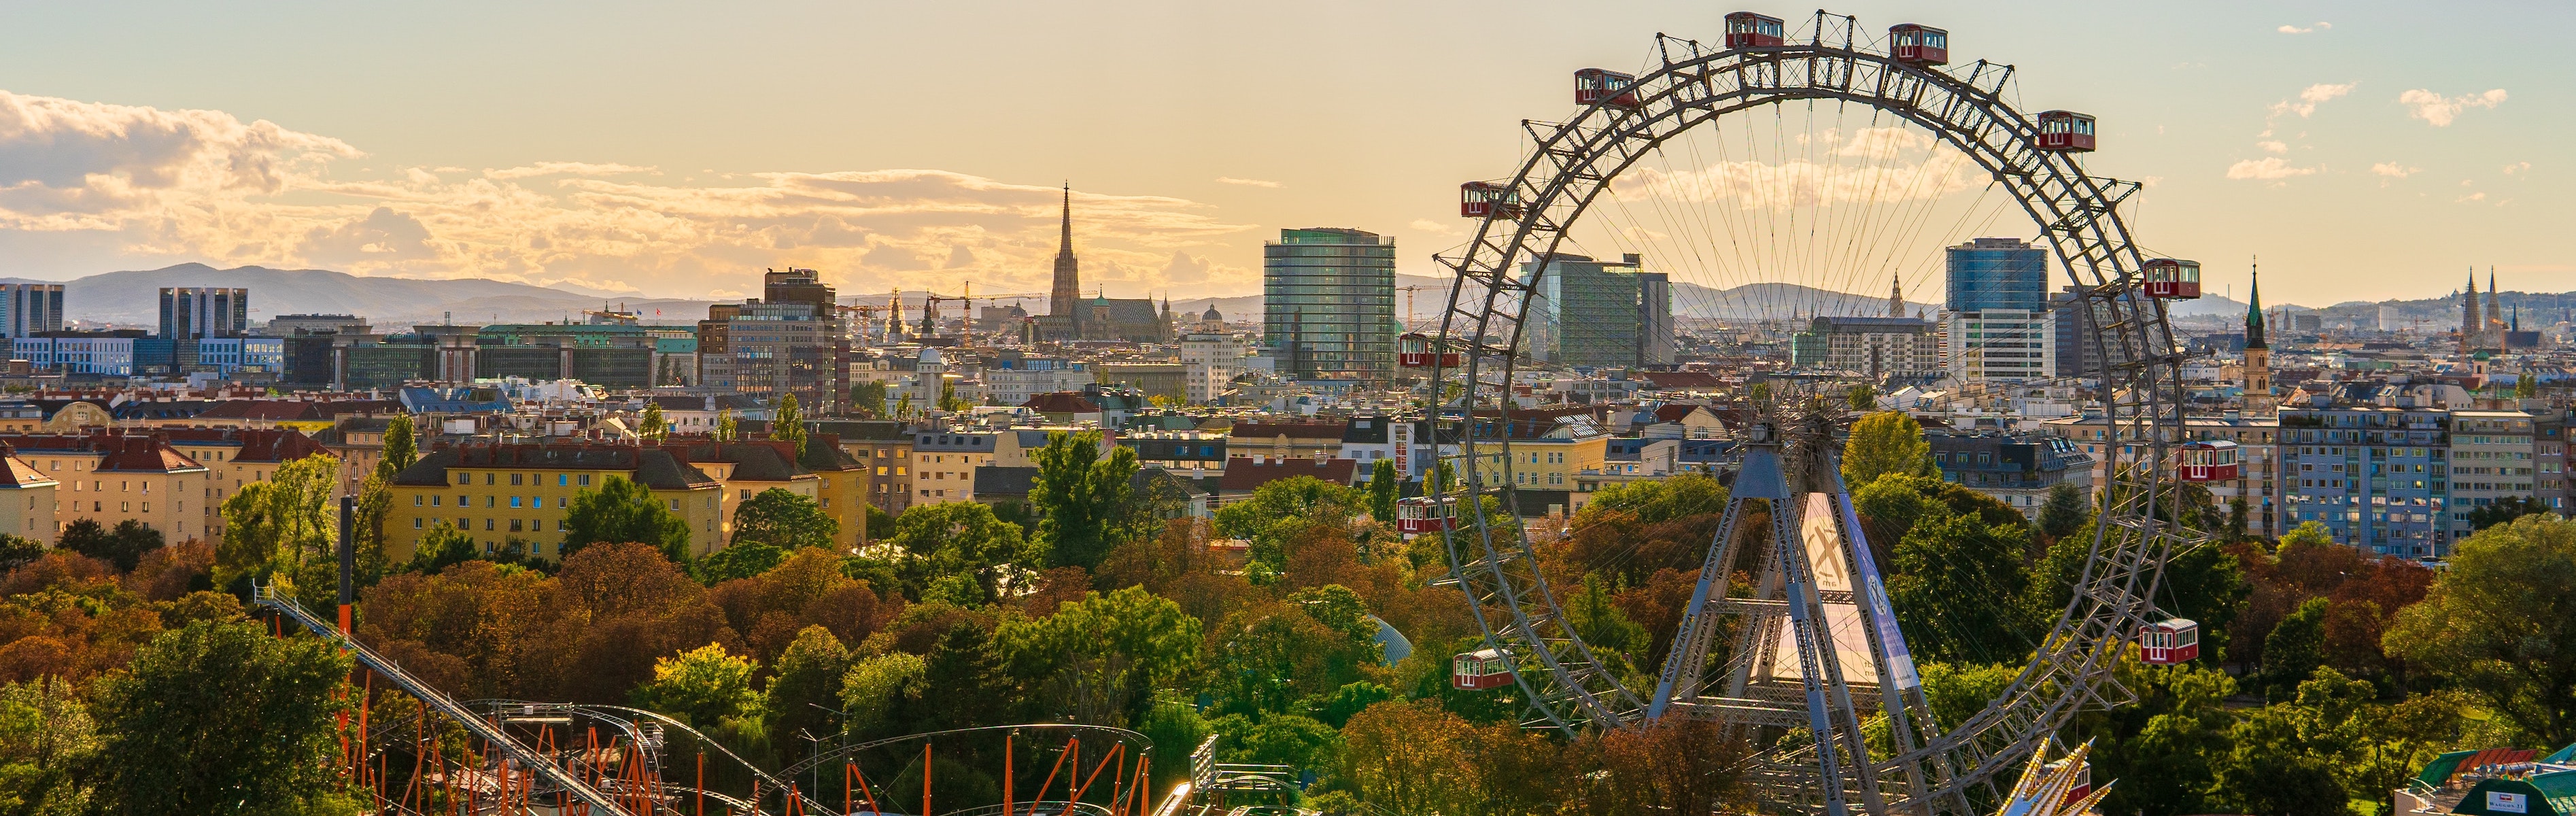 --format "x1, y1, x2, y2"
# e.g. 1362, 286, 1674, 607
2244, 259, 2266, 350
1887, 272, 1905, 318
2463, 267, 2480, 353
1058, 182, 1074, 257
1046, 182, 1082, 339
